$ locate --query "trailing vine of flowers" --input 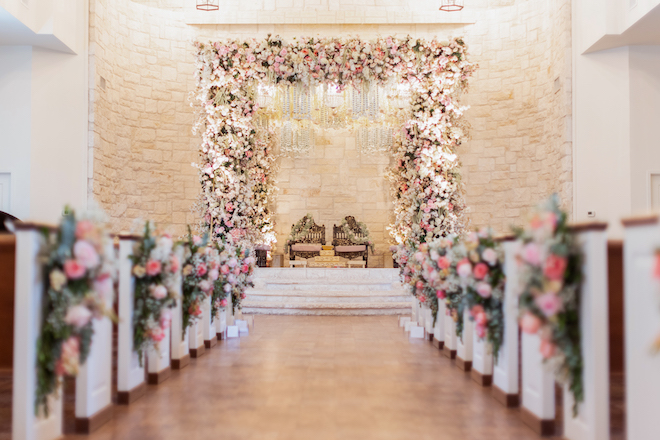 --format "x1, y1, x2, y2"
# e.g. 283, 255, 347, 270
36, 209, 115, 415
515, 194, 583, 414
286, 213, 316, 247
129, 222, 180, 364
340, 218, 375, 253
227, 242, 256, 312
193, 35, 475, 252
181, 228, 215, 336
461, 230, 505, 361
